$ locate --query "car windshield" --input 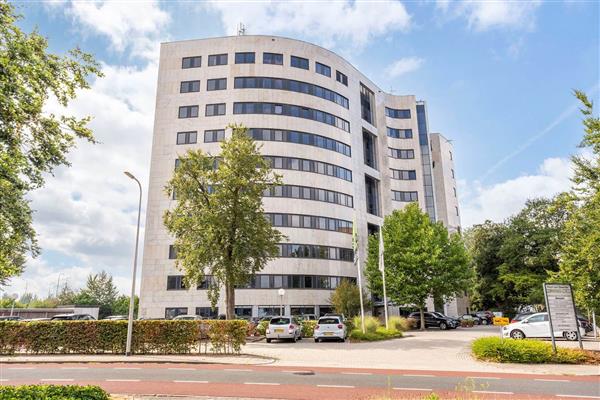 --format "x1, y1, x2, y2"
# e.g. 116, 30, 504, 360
270, 317, 290, 325
318, 318, 339, 324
